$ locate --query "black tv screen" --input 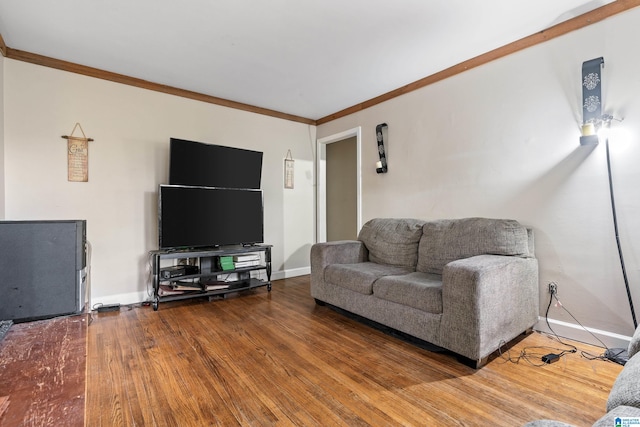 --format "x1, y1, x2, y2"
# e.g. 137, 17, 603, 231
159, 185, 264, 249
169, 138, 263, 189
